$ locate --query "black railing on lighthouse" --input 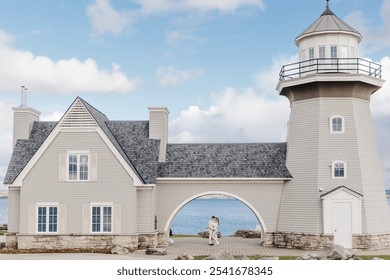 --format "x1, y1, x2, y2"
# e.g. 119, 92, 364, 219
279, 58, 382, 81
